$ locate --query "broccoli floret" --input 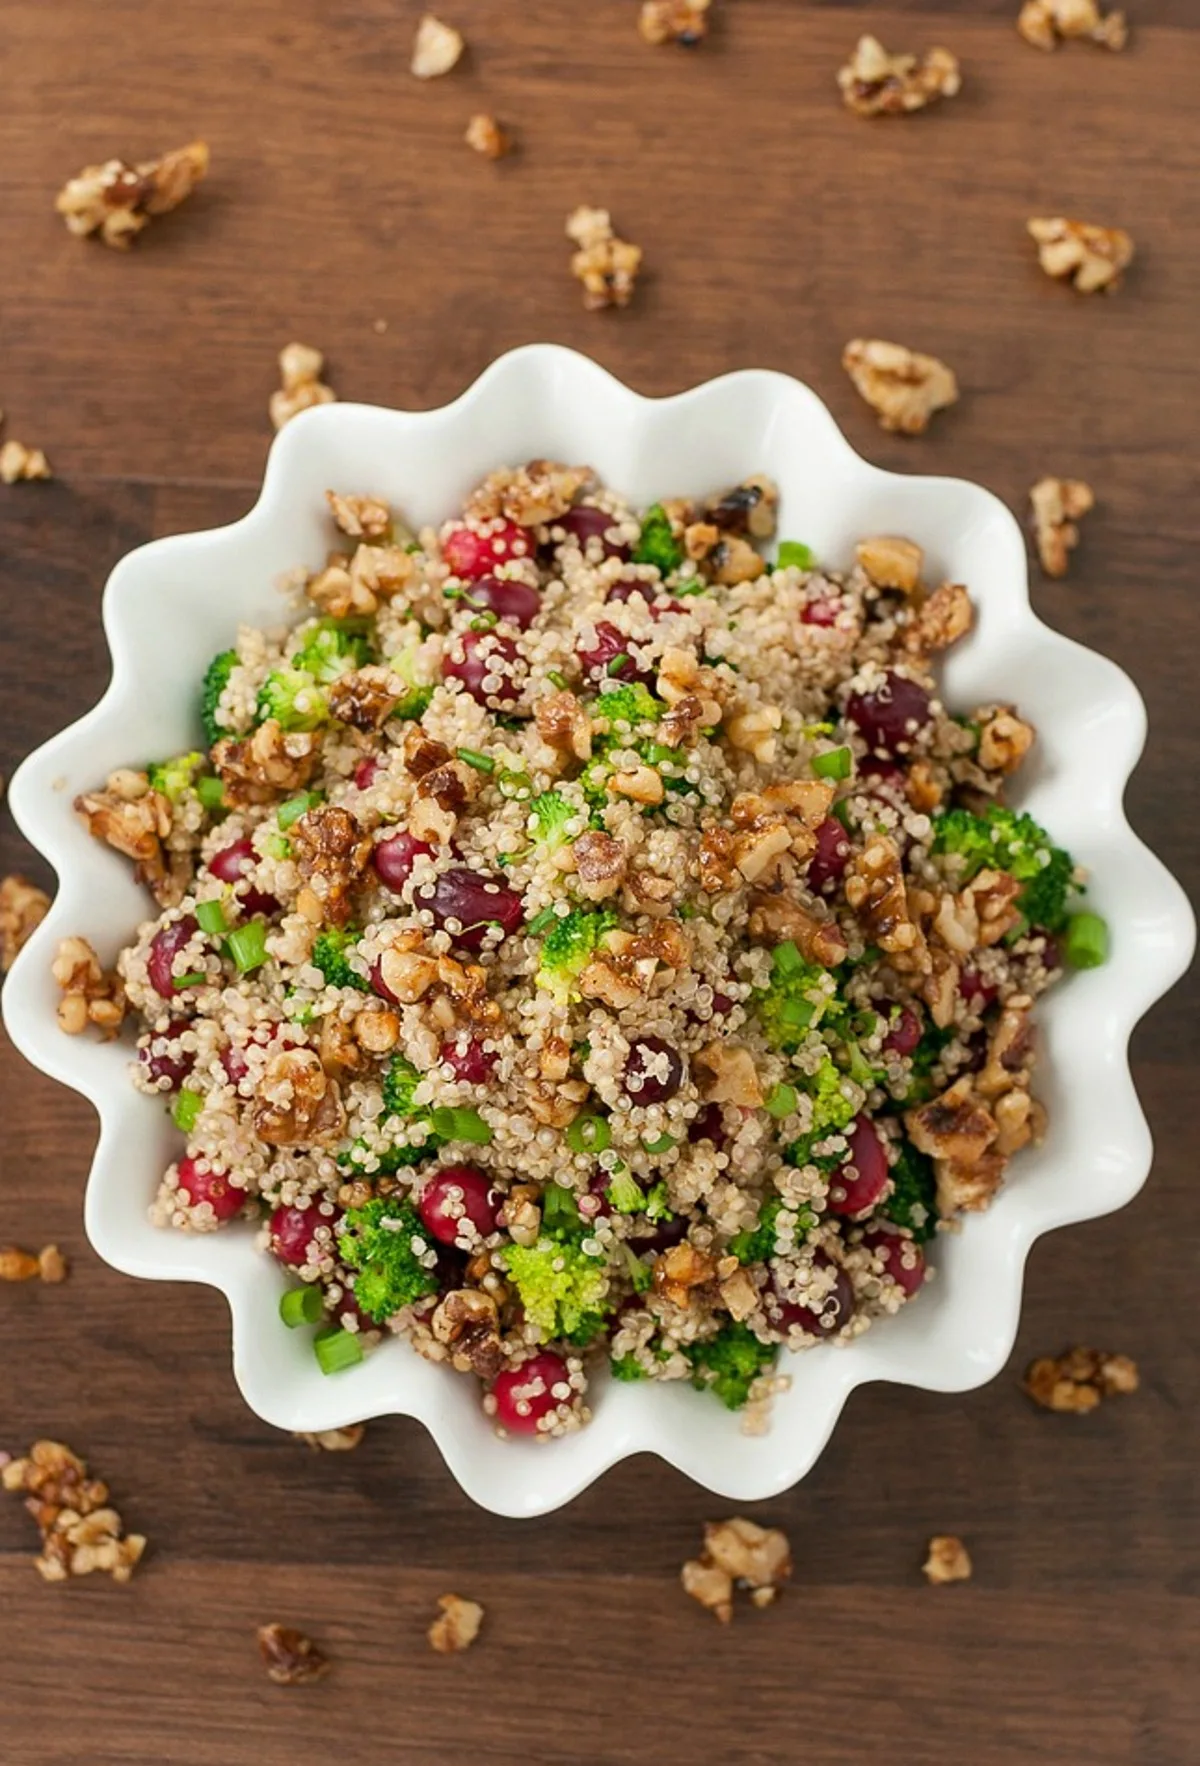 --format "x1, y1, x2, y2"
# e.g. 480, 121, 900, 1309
310, 927, 369, 992
752, 941, 838, 1053
388, 638, 435, 721
610, 1354, 647, 1382
528, 790, 580, 856
147, 751, 206, 802
727, 1194, 814, 1264
780, 1058, 858, 1169
562, 1311, 610, 1349
643, 1181, 673, 1222
541, 1182, 584, 1239
685, 1322, 778, 1411
605, 1169, 646, 1213
255, 668, 330, 732
500, 1236, 612, 1342
290, 617, 373, 683
201, 649, 239, 746
883, 1140, 938, 1243
381, 1053, 424, 1119
932, 805, 1076, 932
340, 1136, 438, 1176
337, 1198, 439, 1323
632, 503, 684, 575
593, 682, 663, 729
536, 907, 620, 1005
